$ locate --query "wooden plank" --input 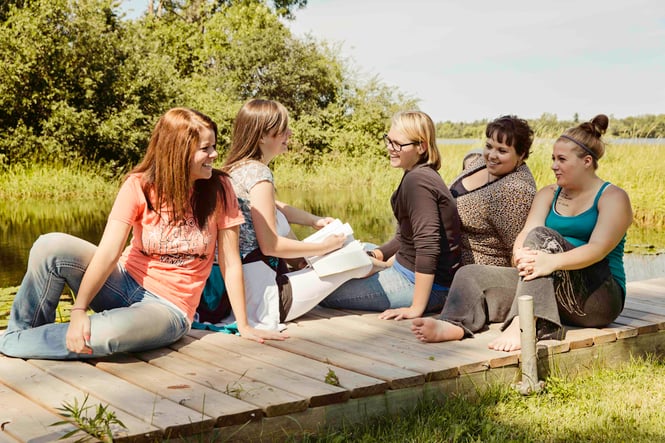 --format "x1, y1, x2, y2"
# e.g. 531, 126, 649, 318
626, 288, 665, 305
618, 308, 665, 330
293, 315, 494, 376
627, 279, 665, 293
601, 322, 640, 340
624, 298, 665, 316
538, 330, 665, 379
563, 327, 616, 349
94, 354, 261, 427
169, 336, 350, 408
537, 339, 571, 357
0, 381, 87, 443
287, 318, 461, 380
0, 356, 158, 441
137, 347, 309, 417
265, 335, 425, 389
339, 314, 519, 370
29, 359, 214, 438
188, 329, 388, 399
611, 314, 660, 335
